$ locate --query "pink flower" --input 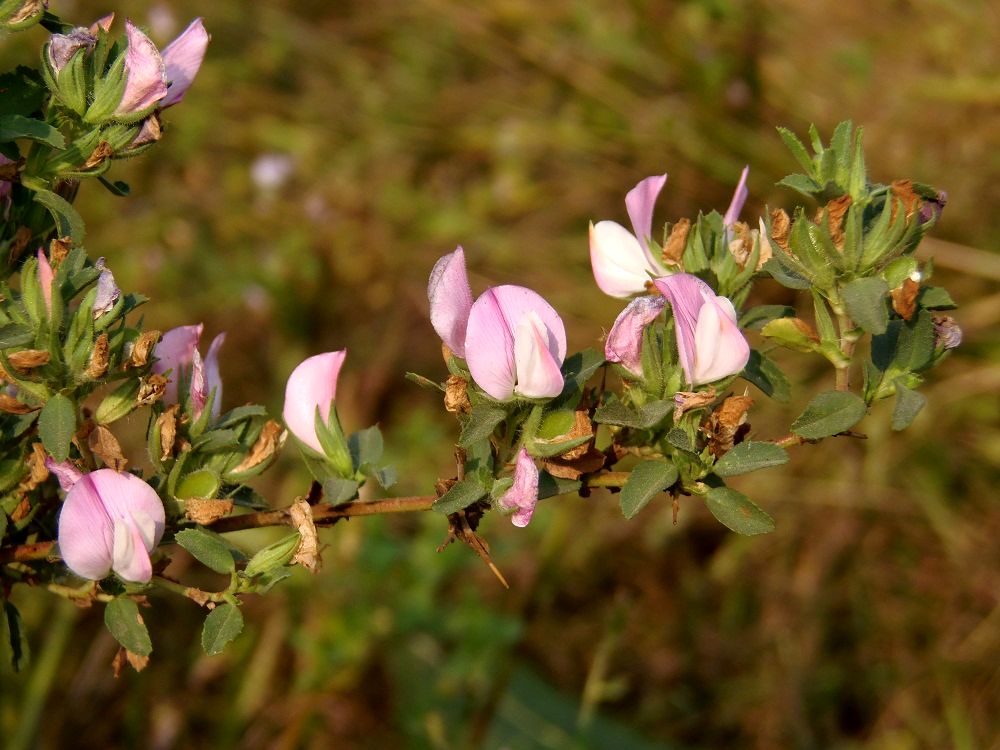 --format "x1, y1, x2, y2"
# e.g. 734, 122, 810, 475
428, 250, 567, 400
653, 274, 750, 386
152, 324, 225, 420
604, 295, 667, 377
723, 166, 750, 227
56, 468, 165, 583
497, 448, 539, 527
36, 249, 54, 315
282, 350, 346, 455
589, 174, 671, 297
427, 246, 473, 357
115, 18, 208, 117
